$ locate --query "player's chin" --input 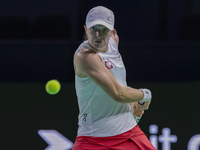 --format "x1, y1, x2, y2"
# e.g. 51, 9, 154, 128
94, 43, 104, 49
94, 42, 103, 45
